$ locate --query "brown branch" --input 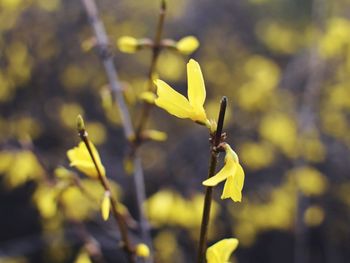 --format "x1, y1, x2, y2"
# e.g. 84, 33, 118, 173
78, 128, 135, 263
134, 0, 167, 142
196, 97, 227, 263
